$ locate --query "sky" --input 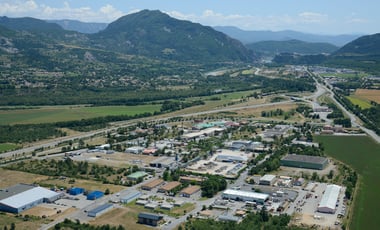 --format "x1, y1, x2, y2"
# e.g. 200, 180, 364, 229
0, 0, 378, 35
